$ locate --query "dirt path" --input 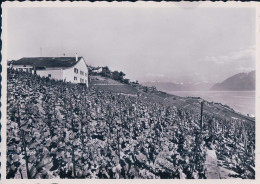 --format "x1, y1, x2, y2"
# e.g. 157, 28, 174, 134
205, 149, 221, 179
